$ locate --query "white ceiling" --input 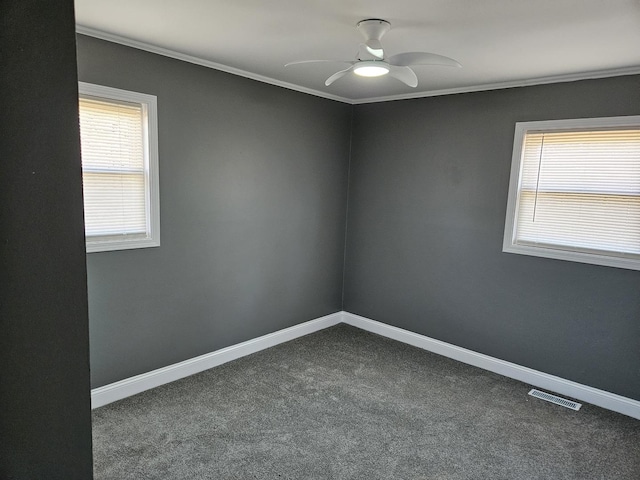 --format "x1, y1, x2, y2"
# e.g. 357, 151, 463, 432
74, 0, 640, 104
